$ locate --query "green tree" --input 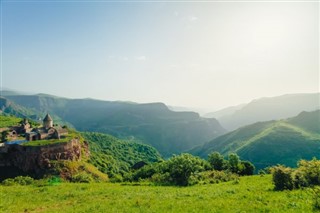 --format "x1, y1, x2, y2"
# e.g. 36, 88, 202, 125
208, 152, 225, 171
239, 161, 255, 175
228, 153, 240, 173
163, 153, 207, 186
